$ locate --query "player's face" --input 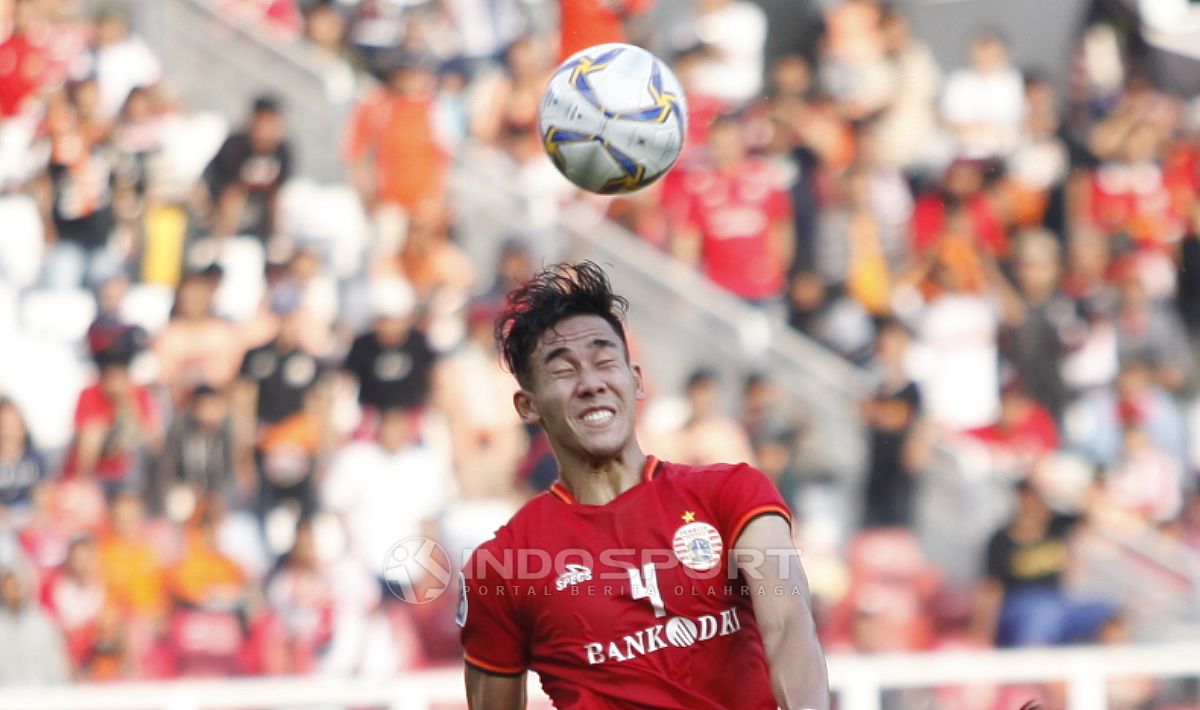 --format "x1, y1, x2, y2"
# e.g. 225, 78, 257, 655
516, 315, 644, 462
